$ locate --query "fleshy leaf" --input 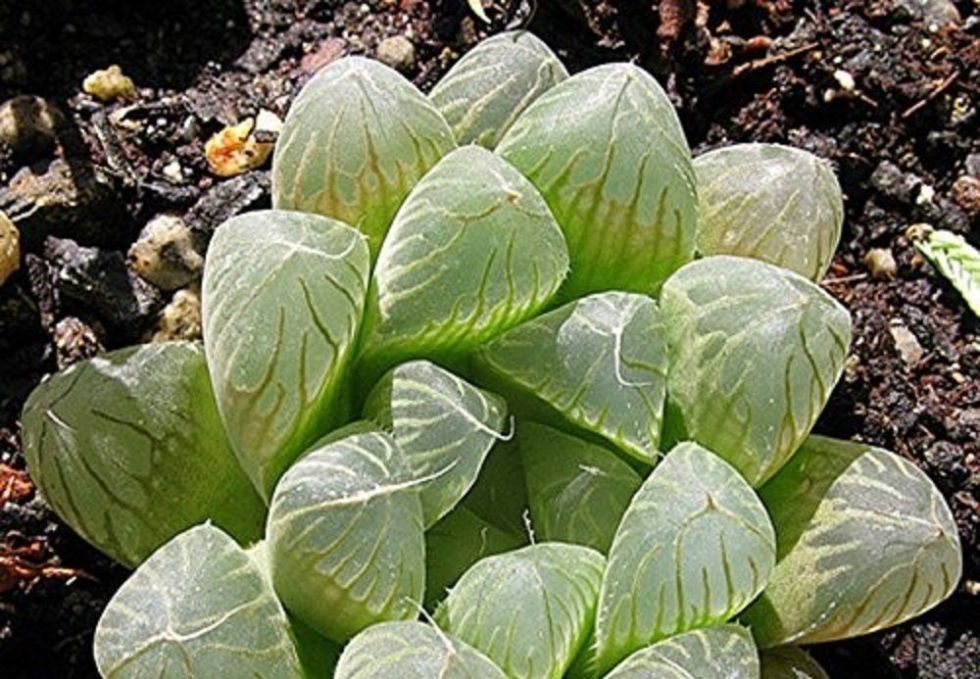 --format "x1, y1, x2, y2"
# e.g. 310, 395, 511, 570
94, 524, 303, 678
743, 435, 962, 647
596, 442, 776, 673
424, 505, 526, 606
760, 646, 829, 679
660, 256, 852, 486
694, 143, 843, 281
497, 63, 697, 298
272, 57, 455, 255
460, 437, 531, 538
202, 210, 370, 498
20, 342, 264, 567
266, 429, 425, 643
336, 621, 507, 678
476, 291, 668, 463
436, 543, 605, 679
604, 625, 760, 679
363, 360, 508, 527
520, 422, 641, 553
361, 145, 569, 376
429, 30, 568, 148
